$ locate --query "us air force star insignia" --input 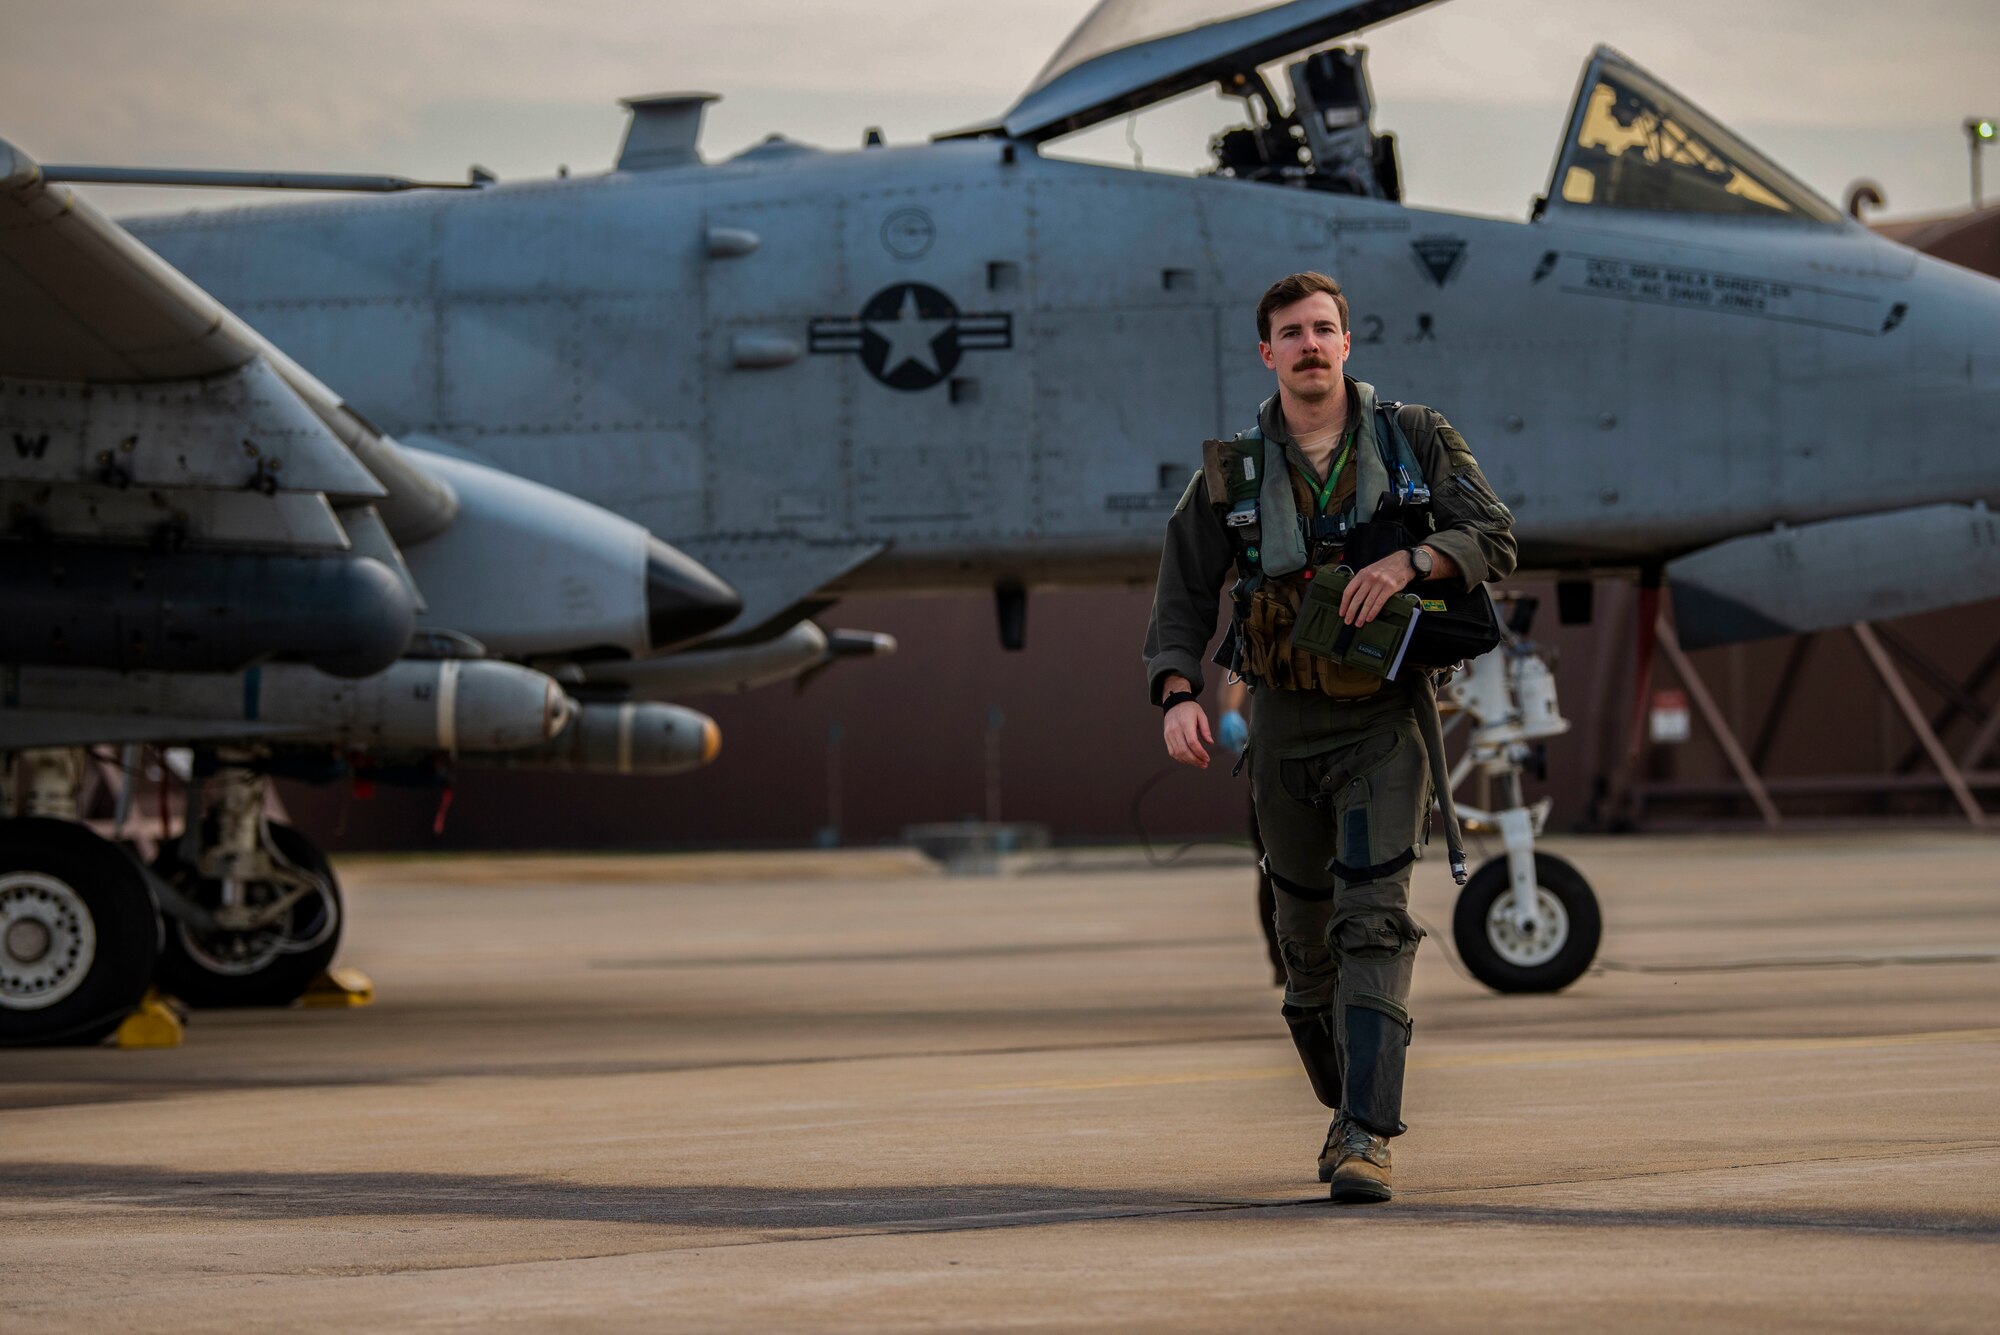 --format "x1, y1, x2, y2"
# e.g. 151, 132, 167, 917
869, 286, 953, 379
808, 282, 1014, 391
